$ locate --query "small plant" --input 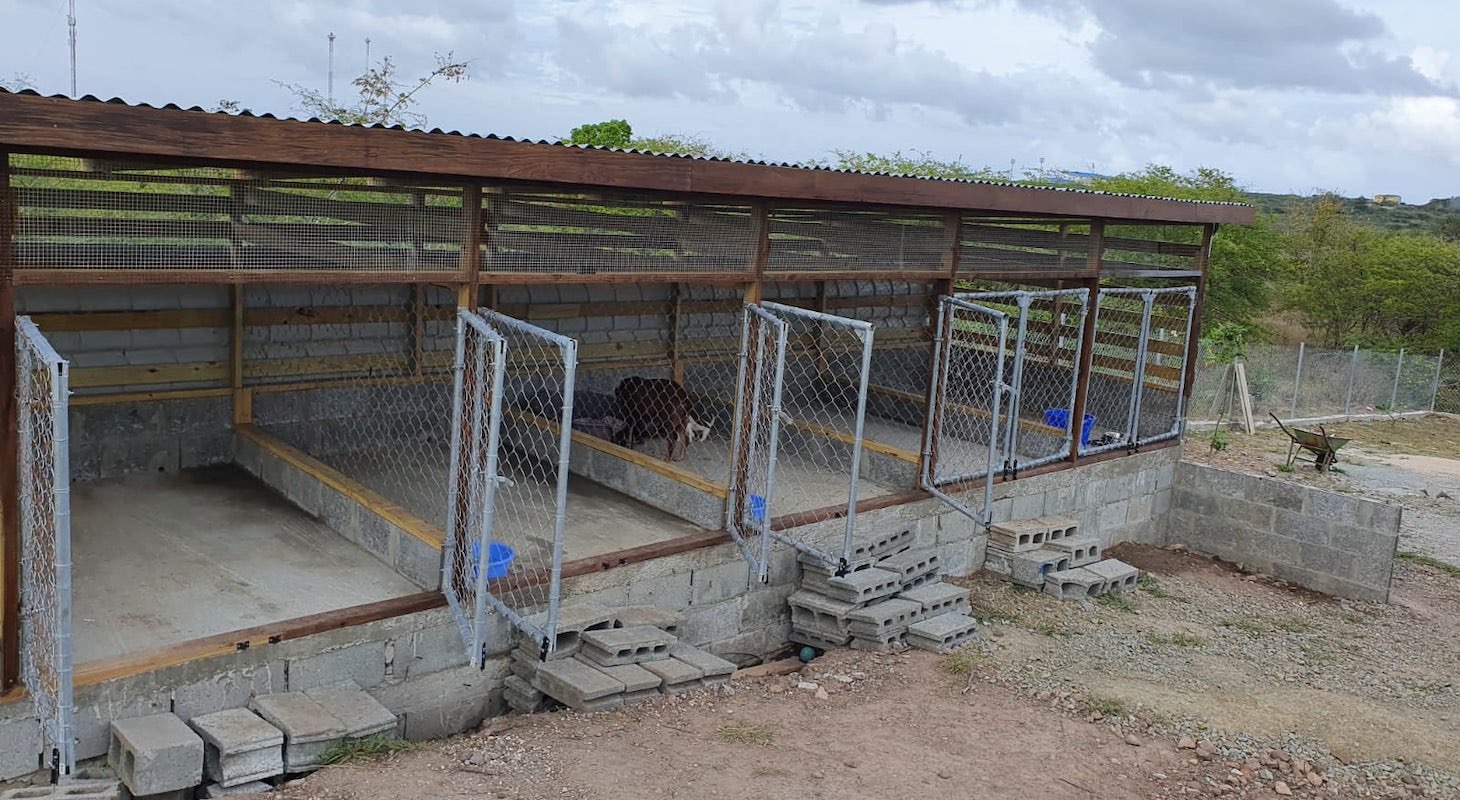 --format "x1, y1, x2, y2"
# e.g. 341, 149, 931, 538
1097, 592, 1137, 612
1396, 550, 1460, 577
1145, 632, 1205, 647
1086, 695, 1127, 718
940, 651, 980, 677
1209, 429, 1230, 452
1276, 463, 1296, 473
1033, 621, 1066, 637
718, 724, 775, 746
320, 735, 418, 765
1136, 574, 1167, 598
1275, 617, 1313, 634
1220, 617, 1266, 637
1339, 611, 1366, 625
1300, 643, 1333, 664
